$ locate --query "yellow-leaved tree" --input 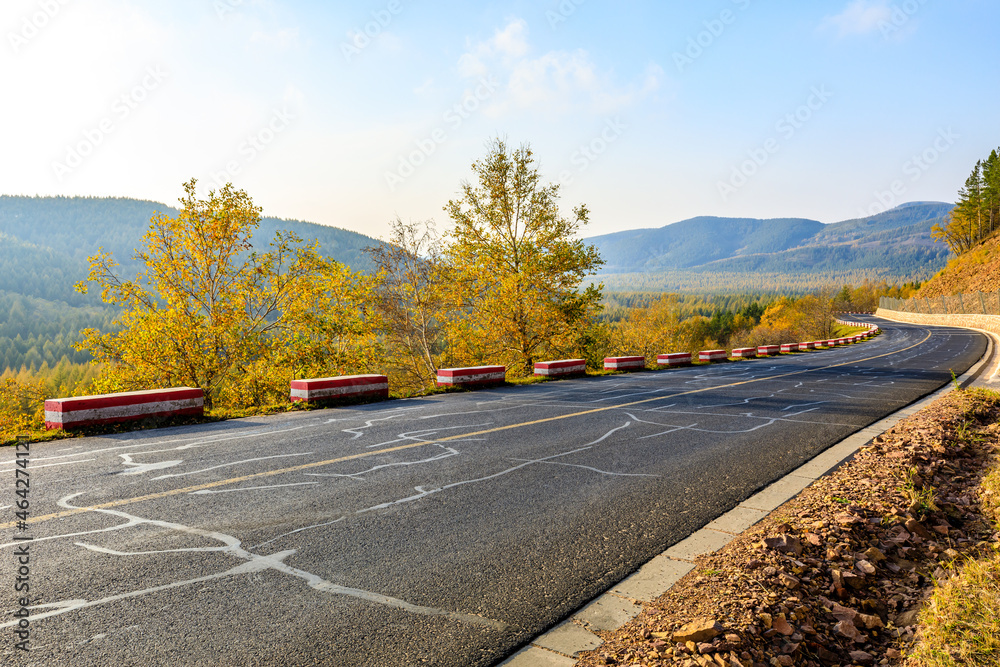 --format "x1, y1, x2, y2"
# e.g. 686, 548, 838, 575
443, 139, 604, 376
75, 179, 379, 409
366, 217, 452, 393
